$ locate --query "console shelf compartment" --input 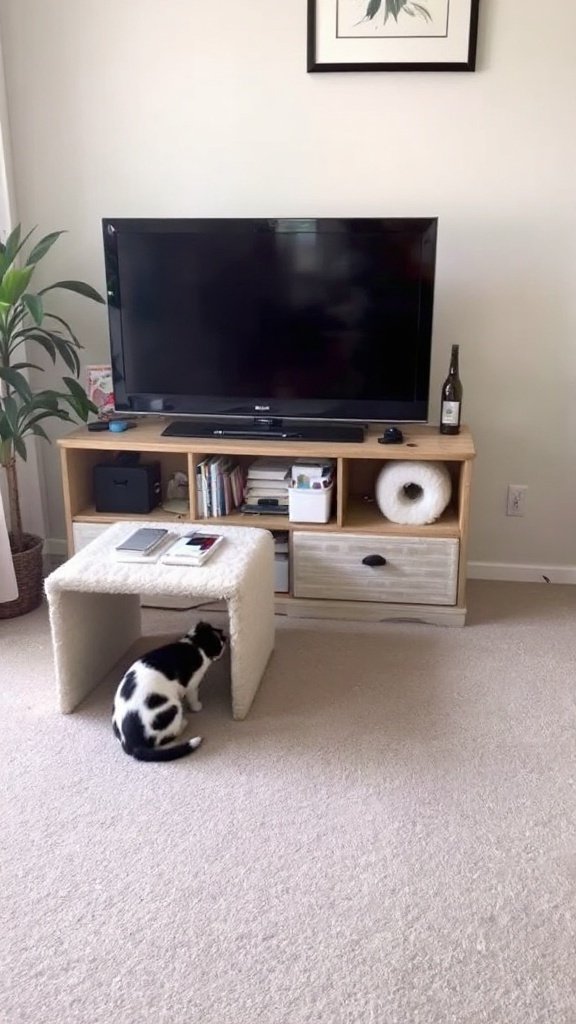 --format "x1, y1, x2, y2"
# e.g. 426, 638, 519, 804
342, 496, 461, 538
58, 420, 475, 625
